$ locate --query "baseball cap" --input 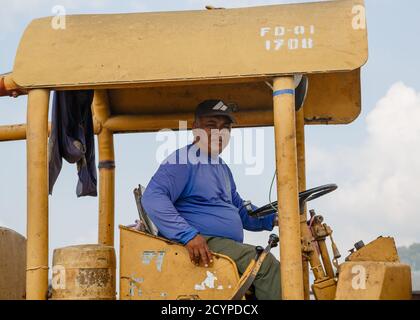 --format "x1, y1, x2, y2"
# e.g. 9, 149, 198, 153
195, 99, 237, 124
